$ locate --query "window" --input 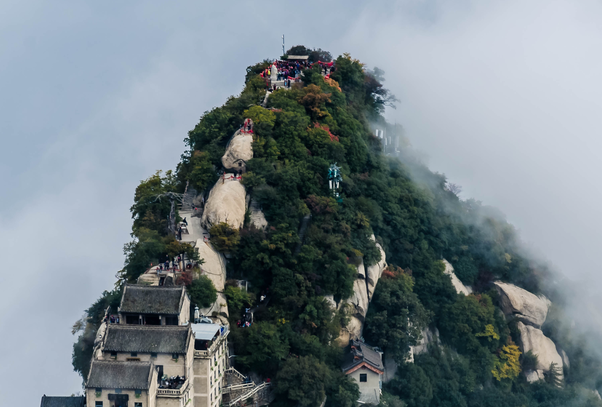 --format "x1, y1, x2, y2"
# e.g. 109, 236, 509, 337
135, 390, 142, 396
115, 388, 122, 394
172, 353, 179, 360
131, 352, 138, 357
95, 388, 102, 395
135, 403, 142, 407
359, 374, 367, 383
95, 402, 103, 407
151, 352, 157, 358
110, 352, 117, 358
